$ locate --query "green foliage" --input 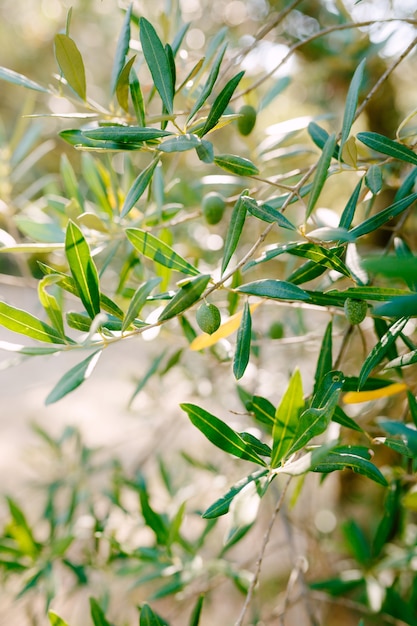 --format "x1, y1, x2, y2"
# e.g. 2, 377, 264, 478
1, 1, 417, 624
